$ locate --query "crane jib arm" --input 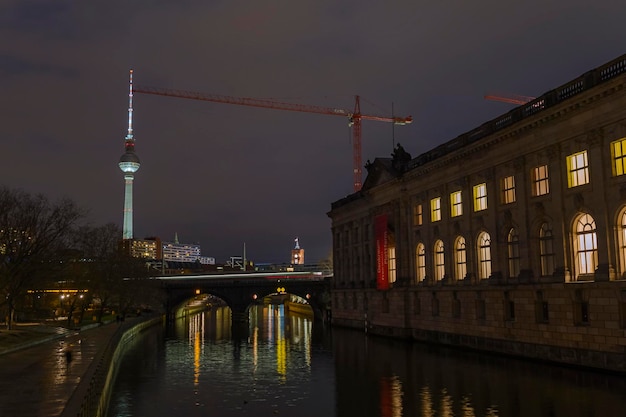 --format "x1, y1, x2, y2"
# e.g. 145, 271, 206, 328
132, 85, 412, 192
133, 86, 412, 126
133, 86, 352, 118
